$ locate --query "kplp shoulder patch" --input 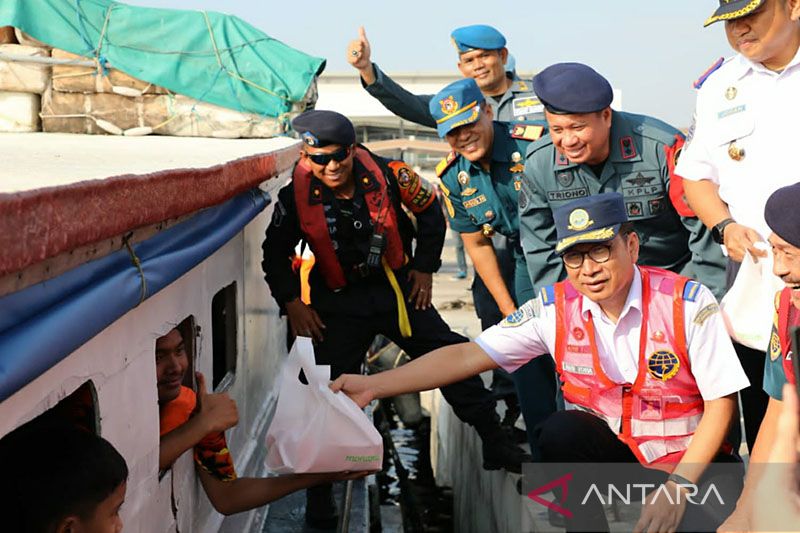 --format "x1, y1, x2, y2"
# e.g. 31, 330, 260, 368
500, 299, 541, 328
388, 161, 435, 213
